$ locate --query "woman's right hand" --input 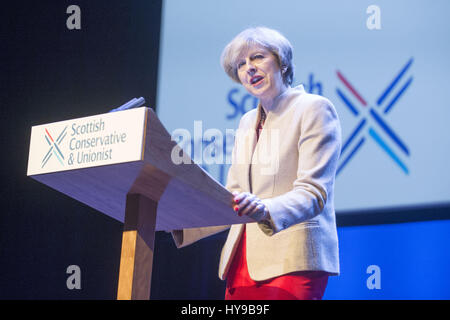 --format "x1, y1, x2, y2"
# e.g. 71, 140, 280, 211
232, 191, 269, 222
